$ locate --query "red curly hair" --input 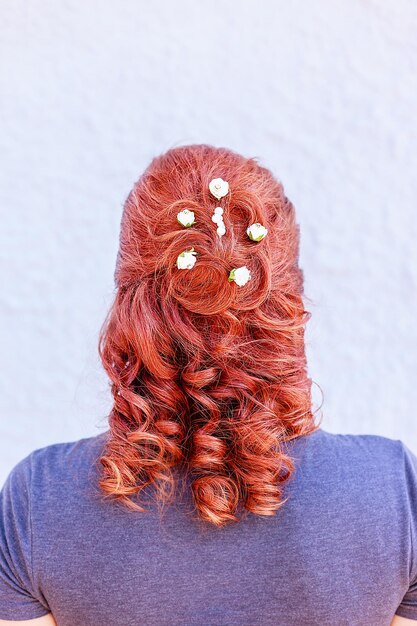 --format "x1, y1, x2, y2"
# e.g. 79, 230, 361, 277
97, 144, 322, 526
